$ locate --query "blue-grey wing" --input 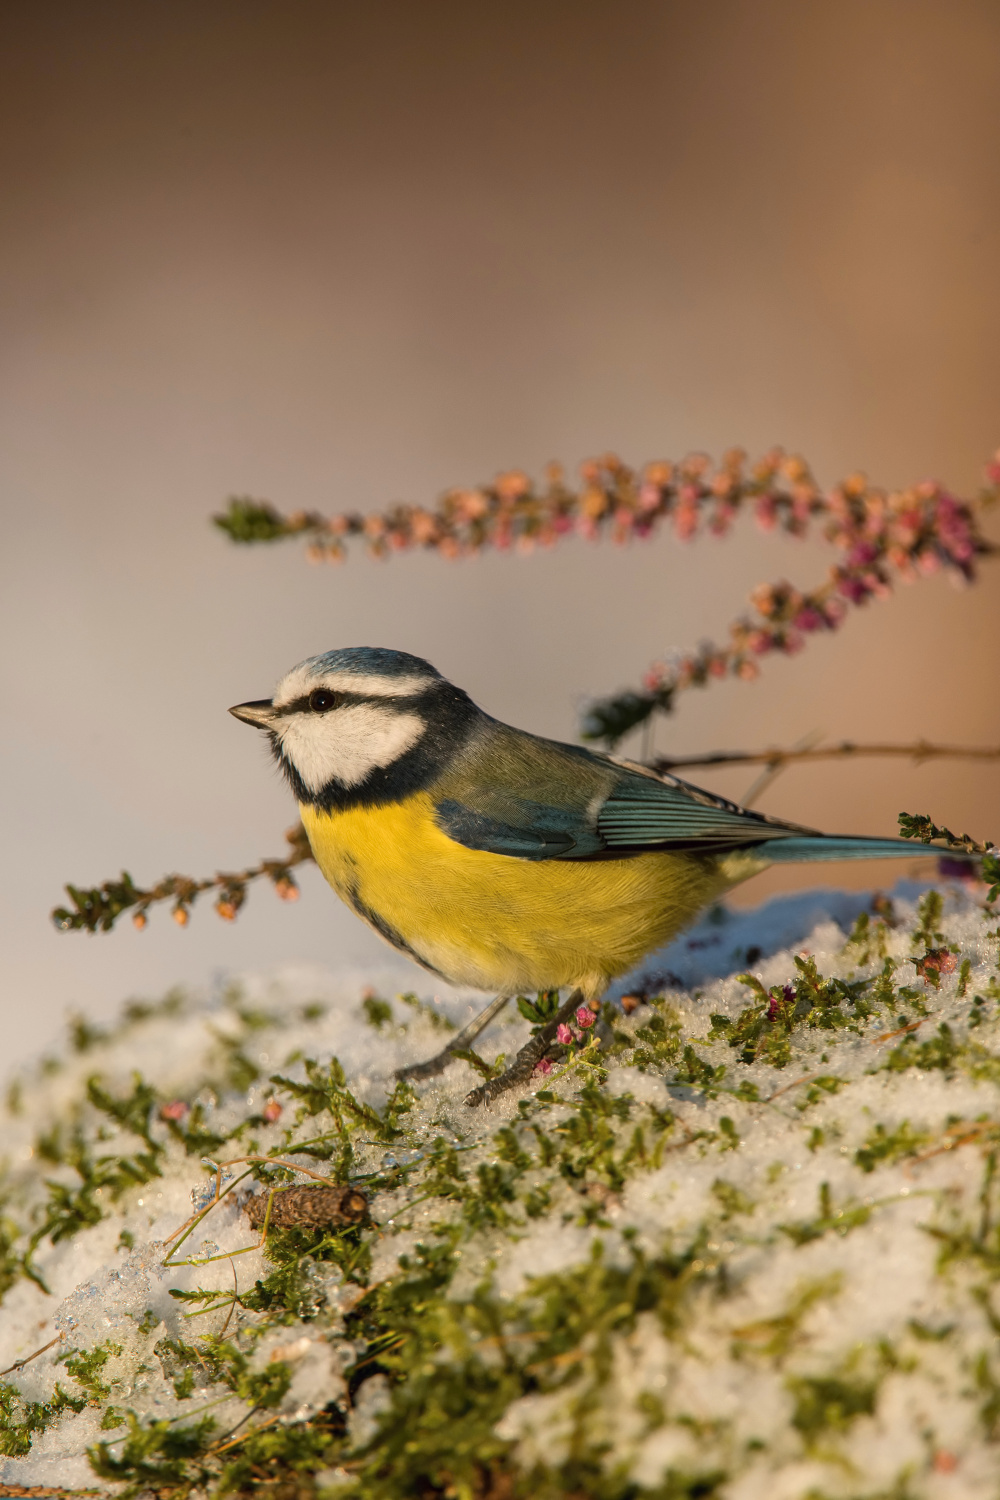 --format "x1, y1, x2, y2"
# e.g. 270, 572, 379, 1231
595, 770, 806, 850
433, 796, 606, 859
431, 724, 809, 860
